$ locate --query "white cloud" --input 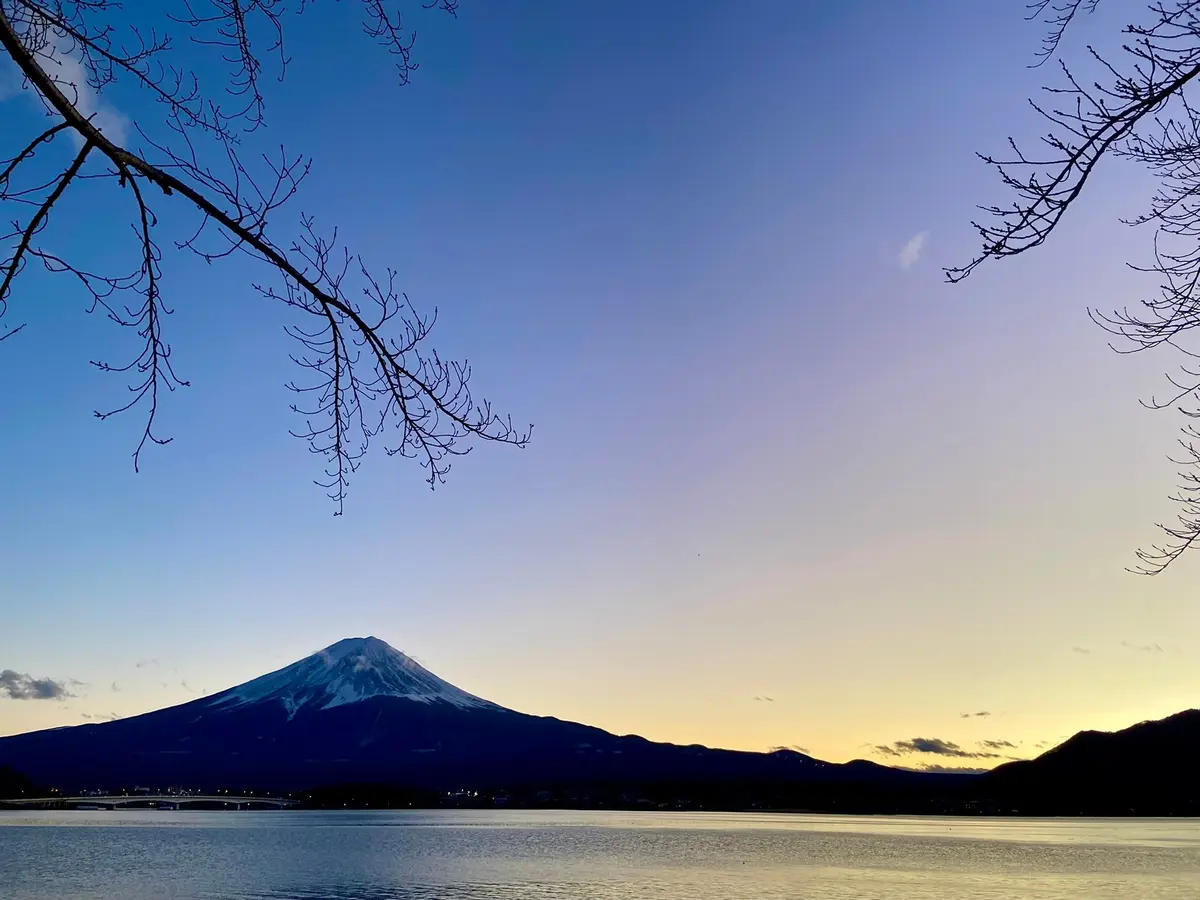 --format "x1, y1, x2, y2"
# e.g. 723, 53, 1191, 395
897, 231, 928, 270
44, 46, 129, 145
0, 51, 24, 101
1, 39, 129, 145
